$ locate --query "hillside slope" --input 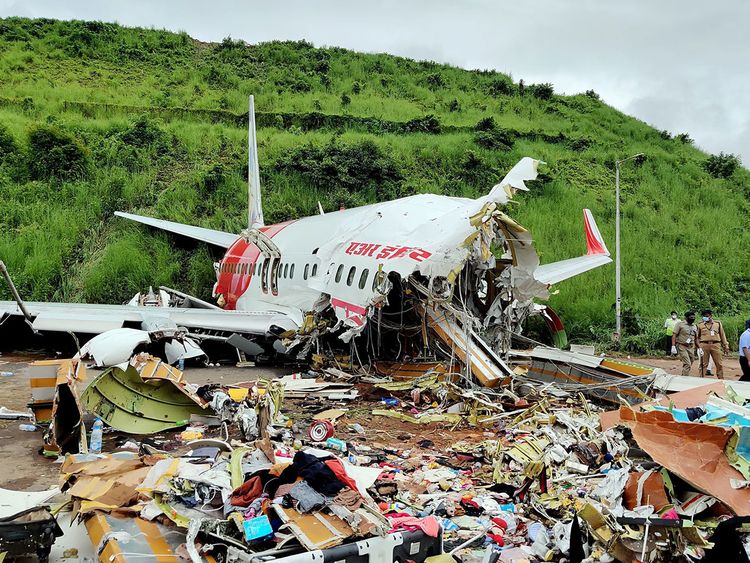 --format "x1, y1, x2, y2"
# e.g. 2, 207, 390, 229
0, 17, 748, 349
